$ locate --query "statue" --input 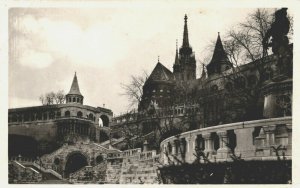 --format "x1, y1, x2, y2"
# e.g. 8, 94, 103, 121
263, 8, 290, 56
